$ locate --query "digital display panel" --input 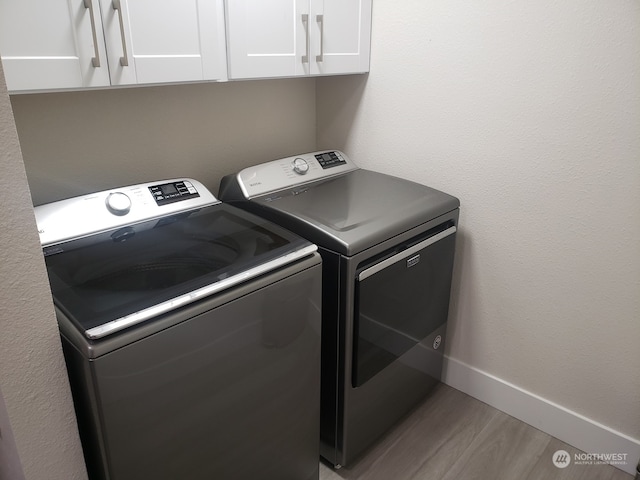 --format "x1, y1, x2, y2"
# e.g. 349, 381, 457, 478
315, 151, 347, 169
149, 181, 199, 206
161, 184, 178, 195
